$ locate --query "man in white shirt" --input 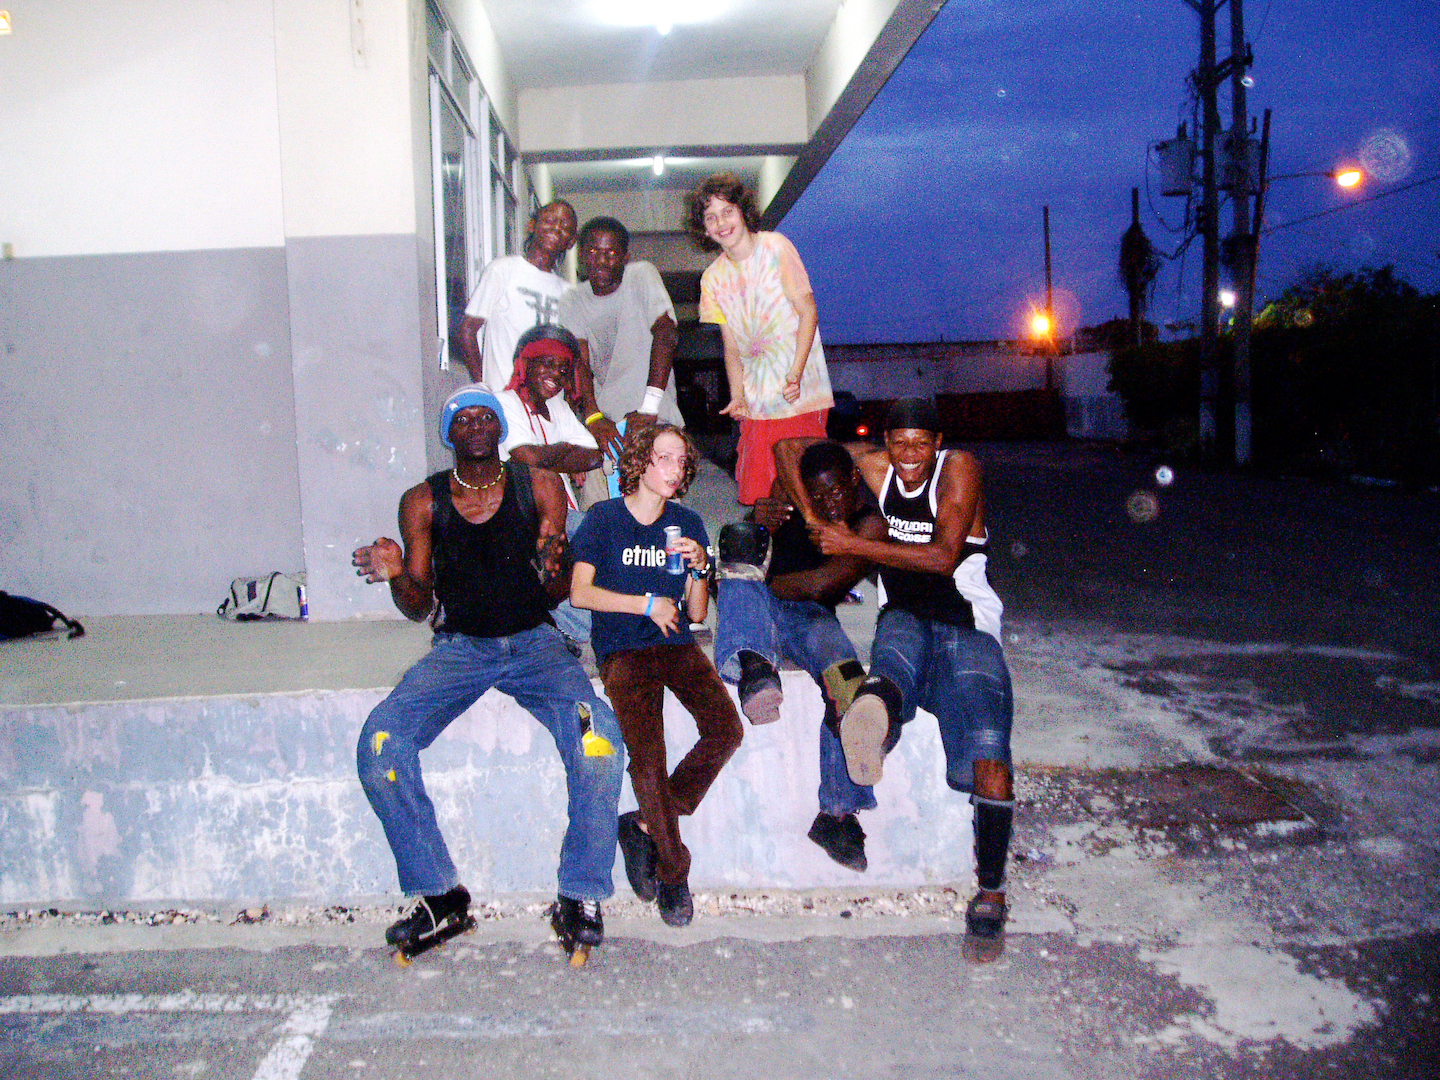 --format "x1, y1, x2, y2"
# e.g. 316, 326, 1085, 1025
459, 200, 578, 390
561, 217, 681, 460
